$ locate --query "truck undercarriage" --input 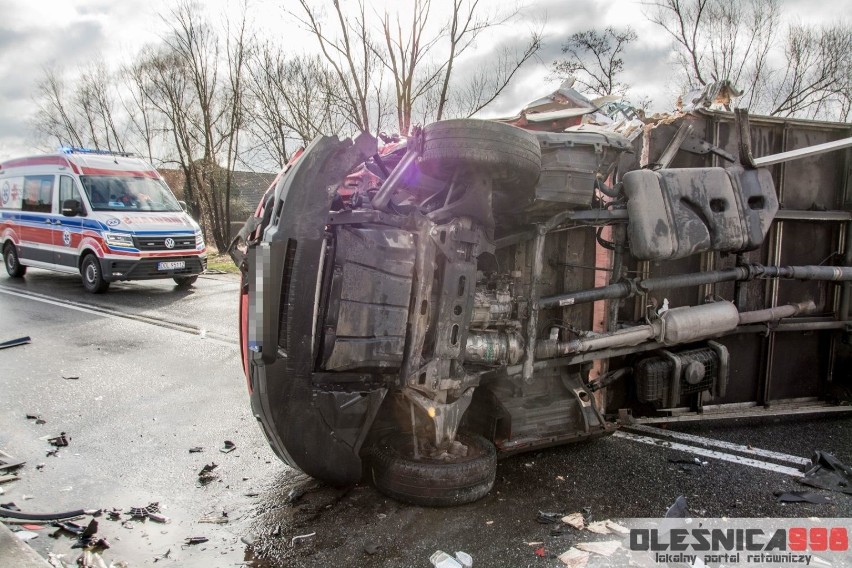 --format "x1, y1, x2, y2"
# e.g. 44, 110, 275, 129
235, 104, 852, 506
